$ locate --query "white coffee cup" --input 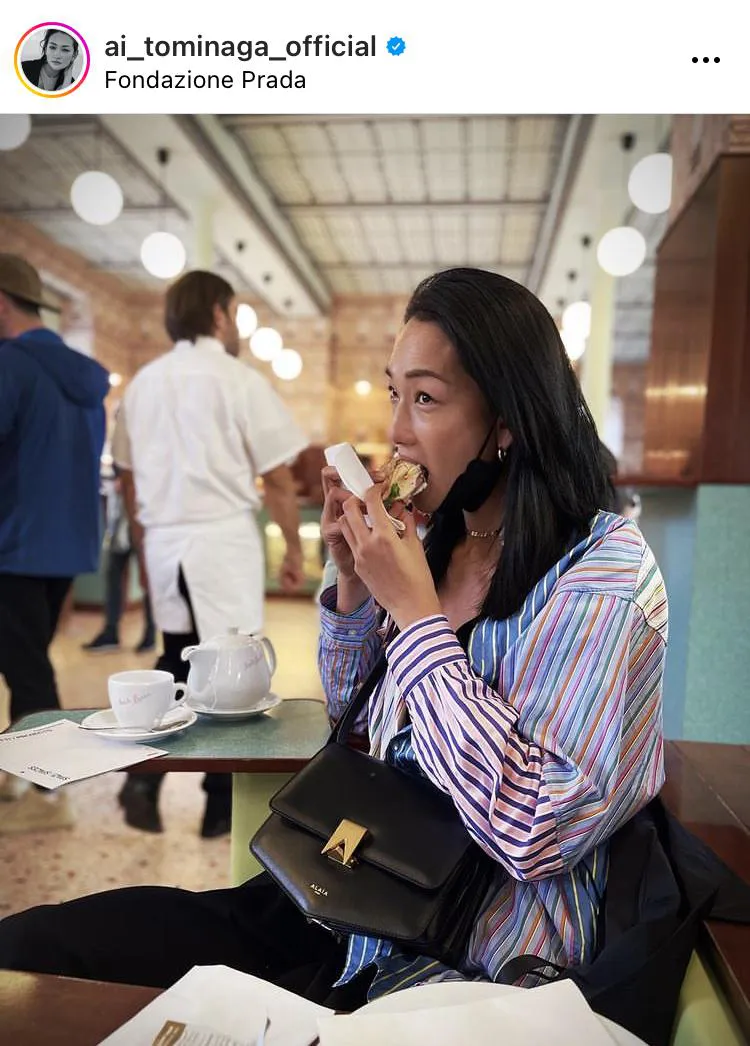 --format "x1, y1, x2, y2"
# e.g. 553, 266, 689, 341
108, 670, 187, 730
